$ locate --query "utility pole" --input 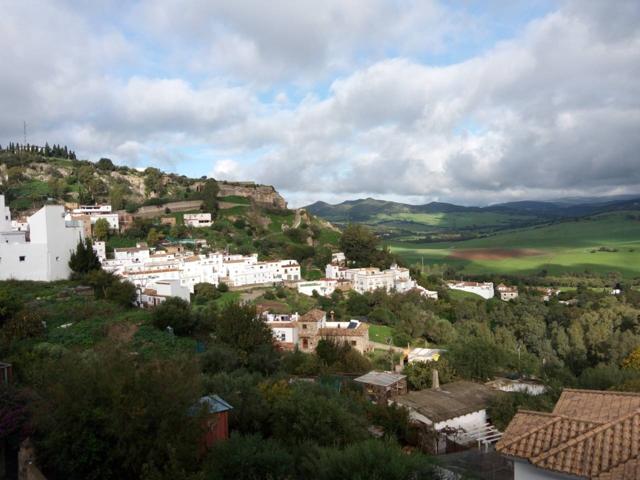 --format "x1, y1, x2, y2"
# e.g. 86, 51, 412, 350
23, 121, 27, 145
